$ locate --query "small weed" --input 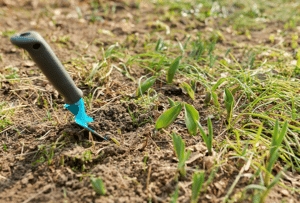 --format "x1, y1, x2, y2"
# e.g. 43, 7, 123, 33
180, 82, 195, 100
58, 35, 70, 44
172, 133, 191, 177
2, 30, 16, 37
191, 171, 205, 203
197, 118, 213, 156
136, 76, 156, 97
0, 118, 13, 130
262, 120, 288, 188
224, 88, 234, 123
167, 56, 183, 84
128, 107, 138, 126
48, 146, 55, 165
170, 184, 179, 203
82, 150, 92, 162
